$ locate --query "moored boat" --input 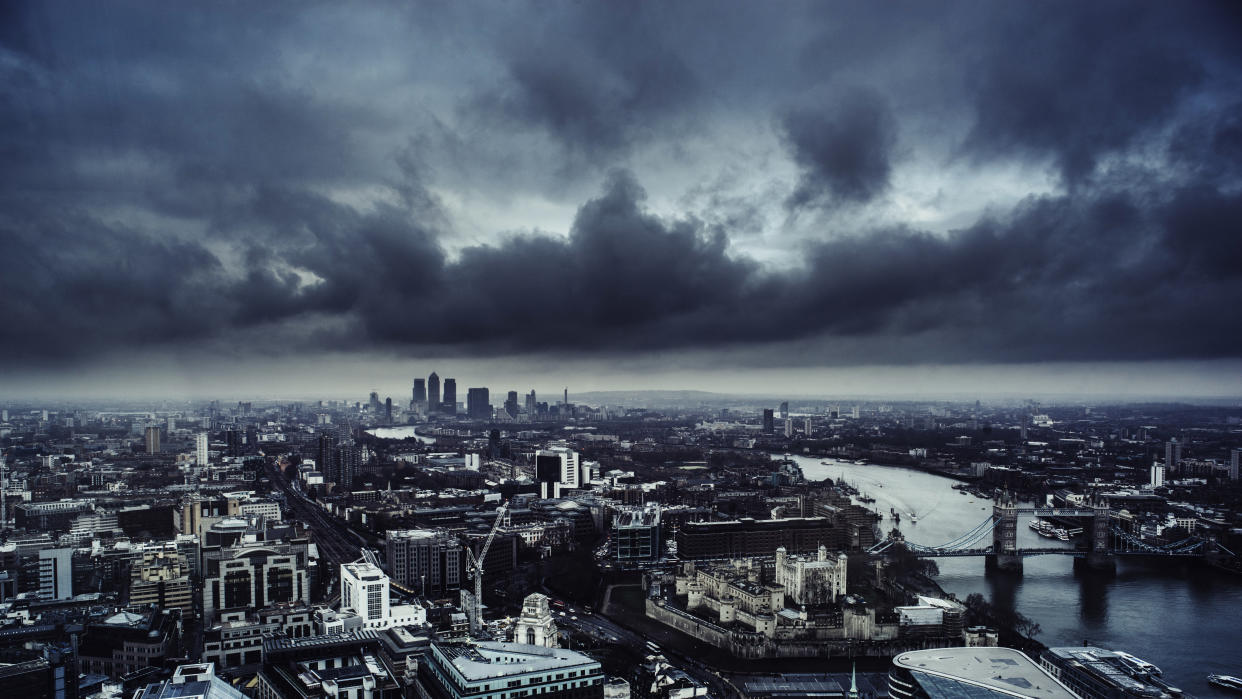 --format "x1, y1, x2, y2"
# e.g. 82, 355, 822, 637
1208, 675, 1242, 692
